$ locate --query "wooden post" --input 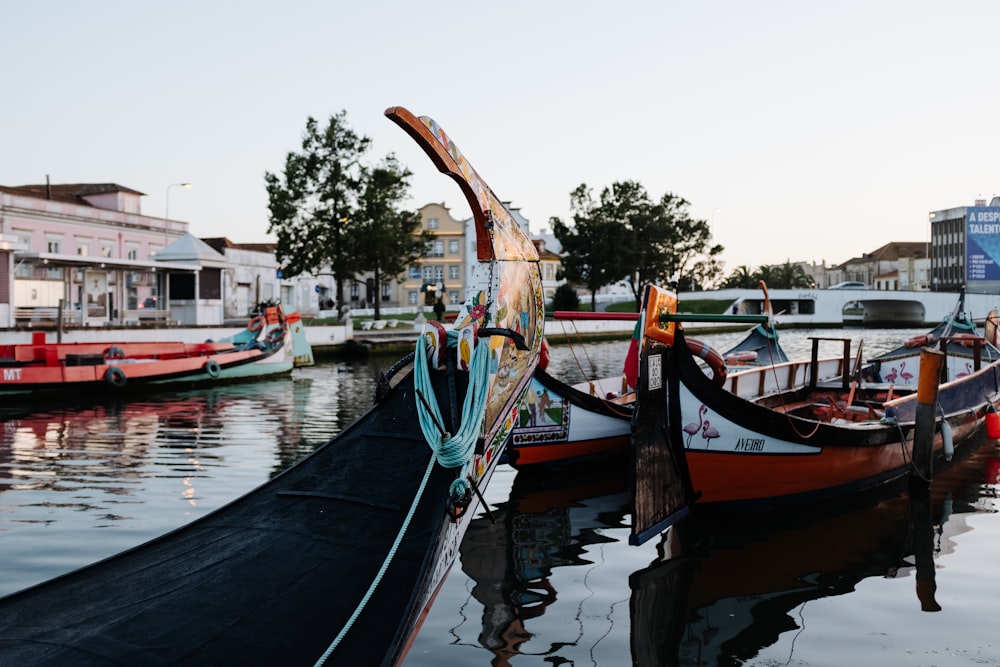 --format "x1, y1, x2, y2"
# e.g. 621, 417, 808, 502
912, 347, 945, 483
